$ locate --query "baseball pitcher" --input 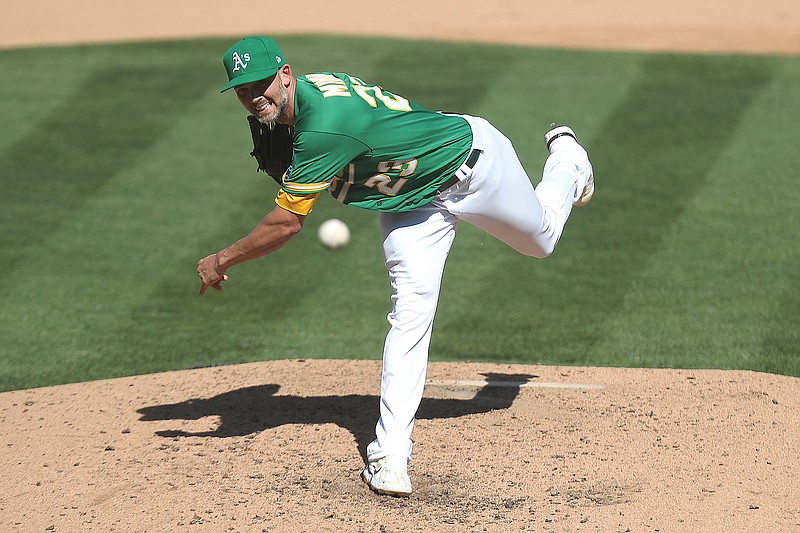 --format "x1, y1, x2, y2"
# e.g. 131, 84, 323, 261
197, 36, 594, 497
